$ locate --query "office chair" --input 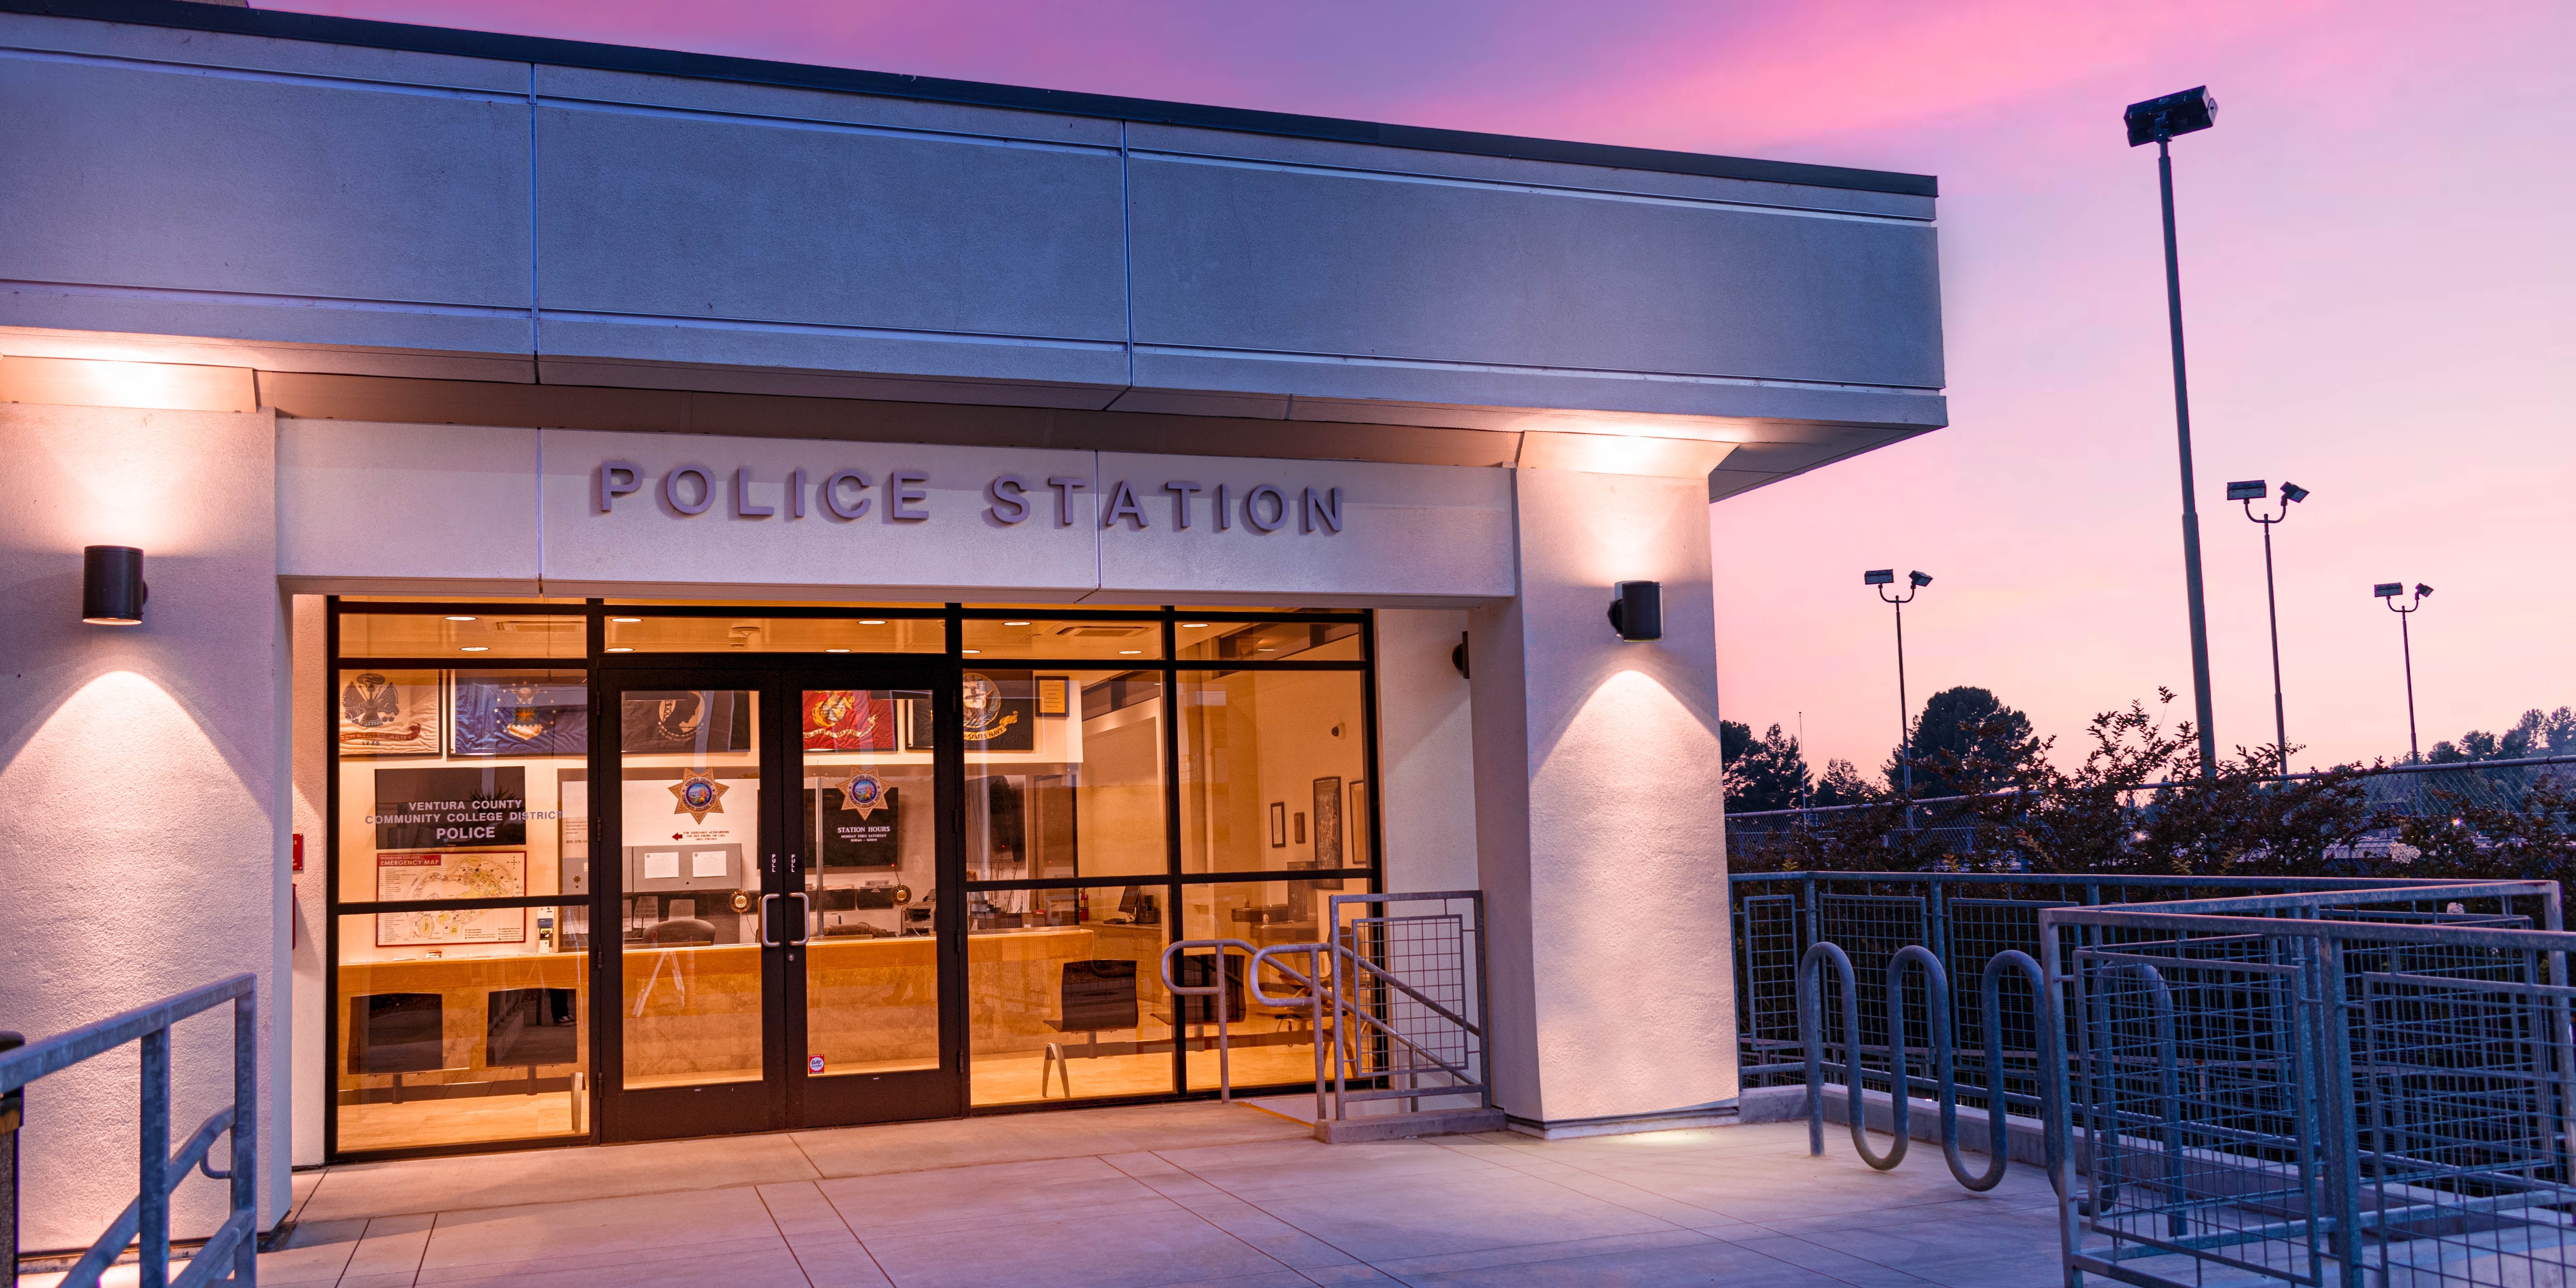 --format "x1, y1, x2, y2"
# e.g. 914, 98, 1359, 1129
1040, 960, 1138, 1098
